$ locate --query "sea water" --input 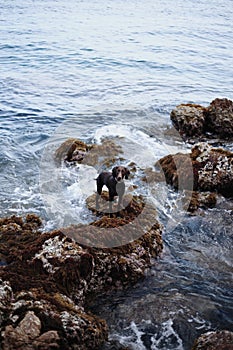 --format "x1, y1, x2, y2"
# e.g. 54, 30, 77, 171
0, 0, 233, 349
